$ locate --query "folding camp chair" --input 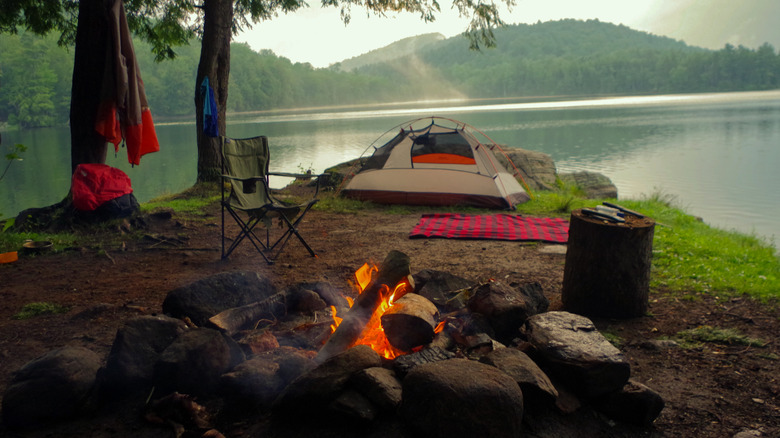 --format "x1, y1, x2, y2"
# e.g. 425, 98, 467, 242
220, 136, 321, 264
